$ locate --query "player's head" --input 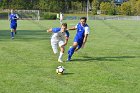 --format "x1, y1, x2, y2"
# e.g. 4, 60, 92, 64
61, 23, 67, 32
80, 17, 87, 26
10, 9, 15, 14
